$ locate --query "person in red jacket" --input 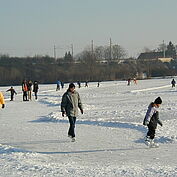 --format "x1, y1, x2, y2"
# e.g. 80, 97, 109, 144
22, 80, 29, 101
